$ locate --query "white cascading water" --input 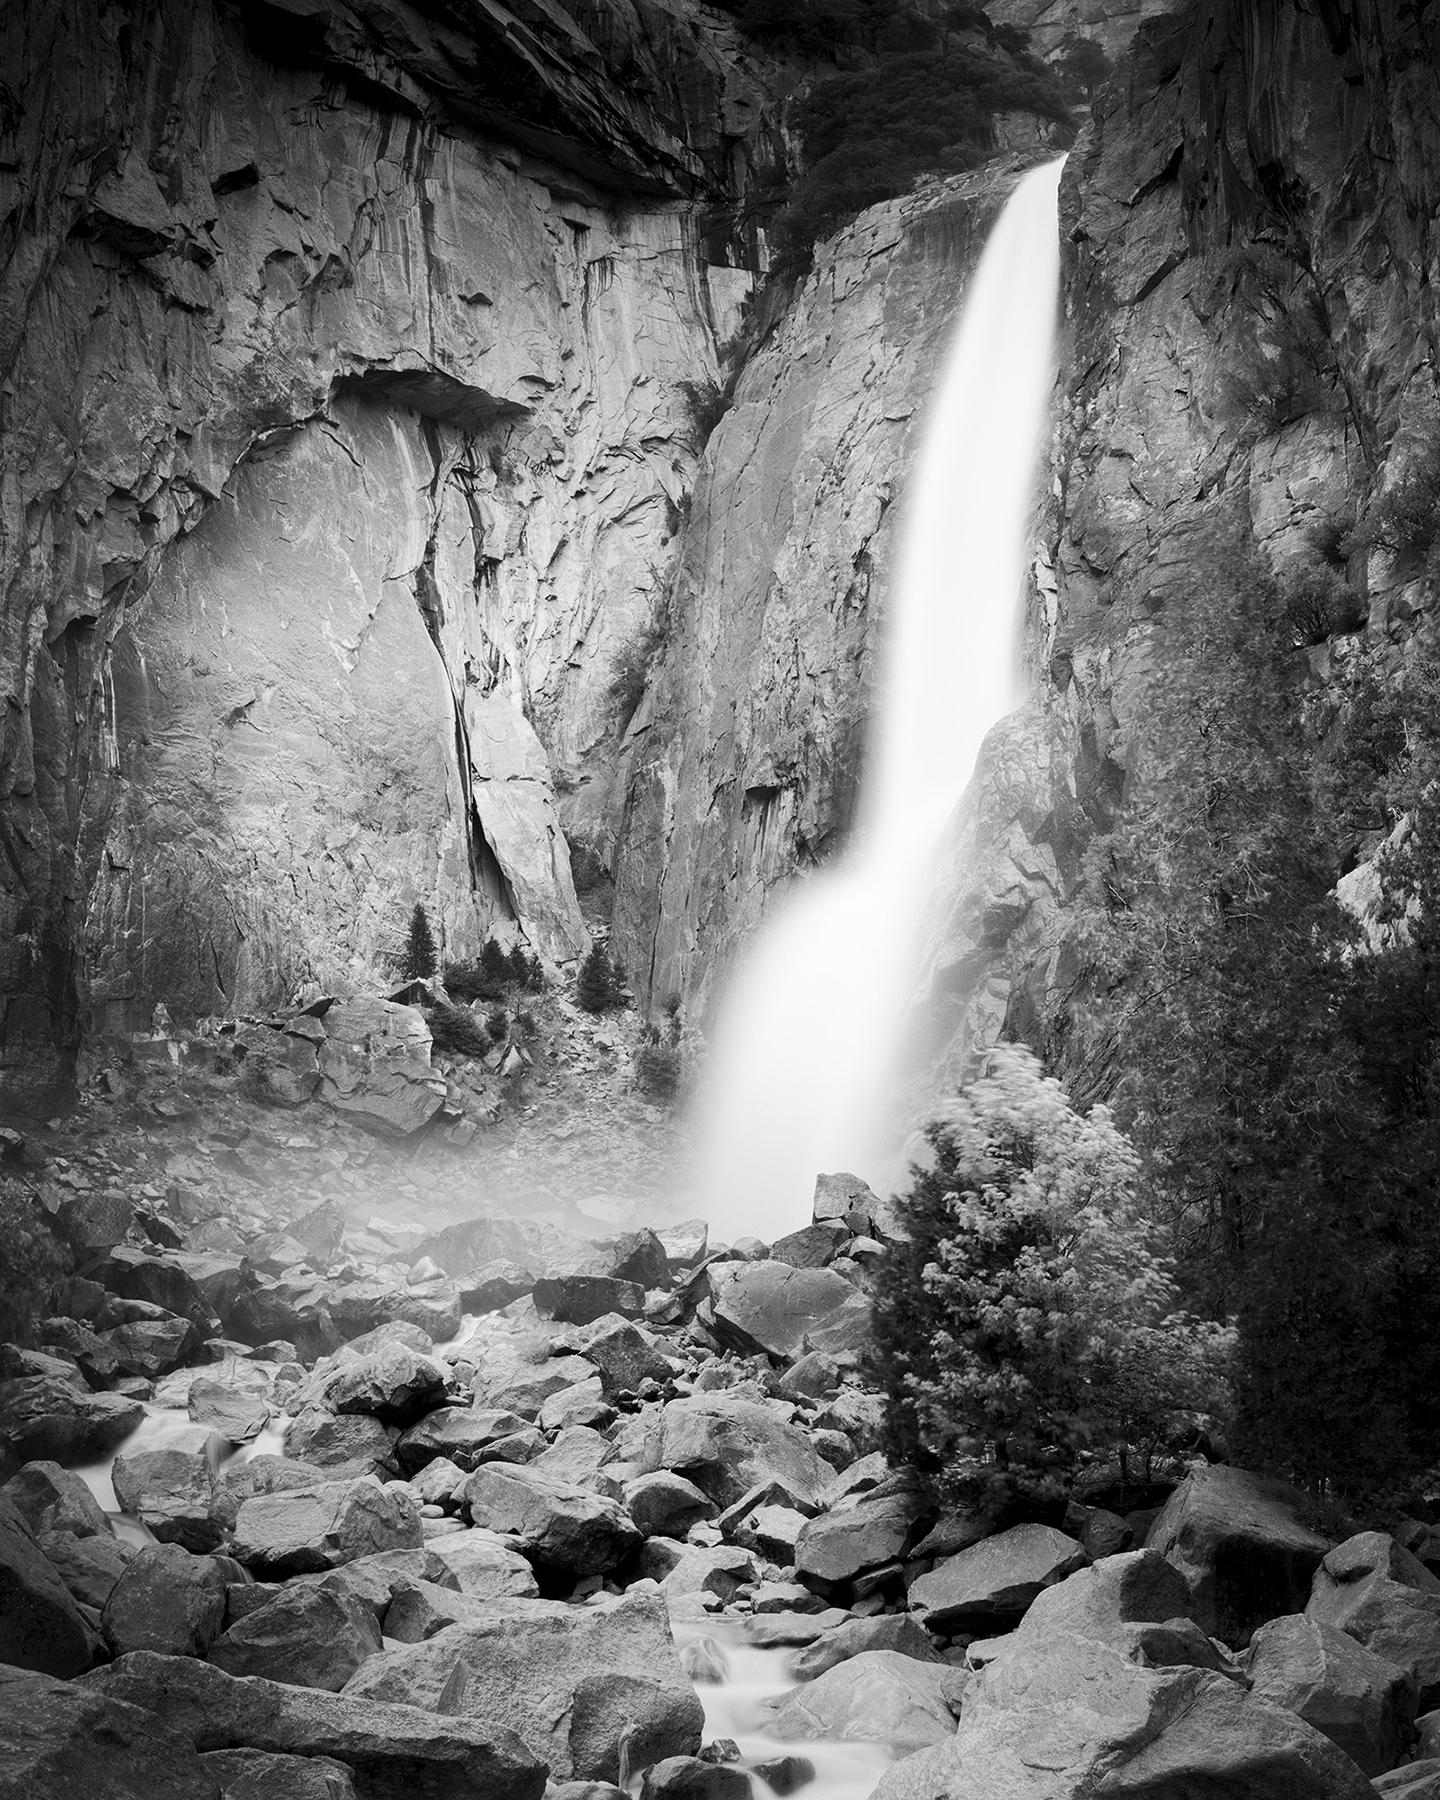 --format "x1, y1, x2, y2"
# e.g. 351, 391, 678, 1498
697, 158, 1066, 1245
